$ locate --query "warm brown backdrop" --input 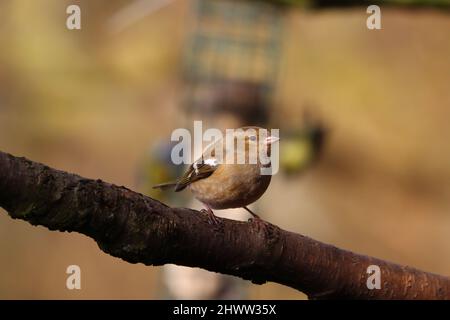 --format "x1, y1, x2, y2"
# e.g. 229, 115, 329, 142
0, 0, 449, 299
